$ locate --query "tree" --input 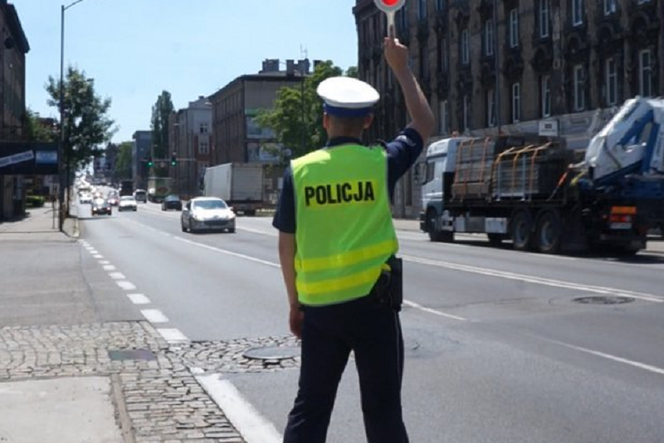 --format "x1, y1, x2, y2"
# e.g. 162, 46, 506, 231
114, 141, 133, 180
46, 66, 115, 169
24, 108, 57, 142
151, 91, 174, 159
345, 66, 358, 78
256, 60, 343, 161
